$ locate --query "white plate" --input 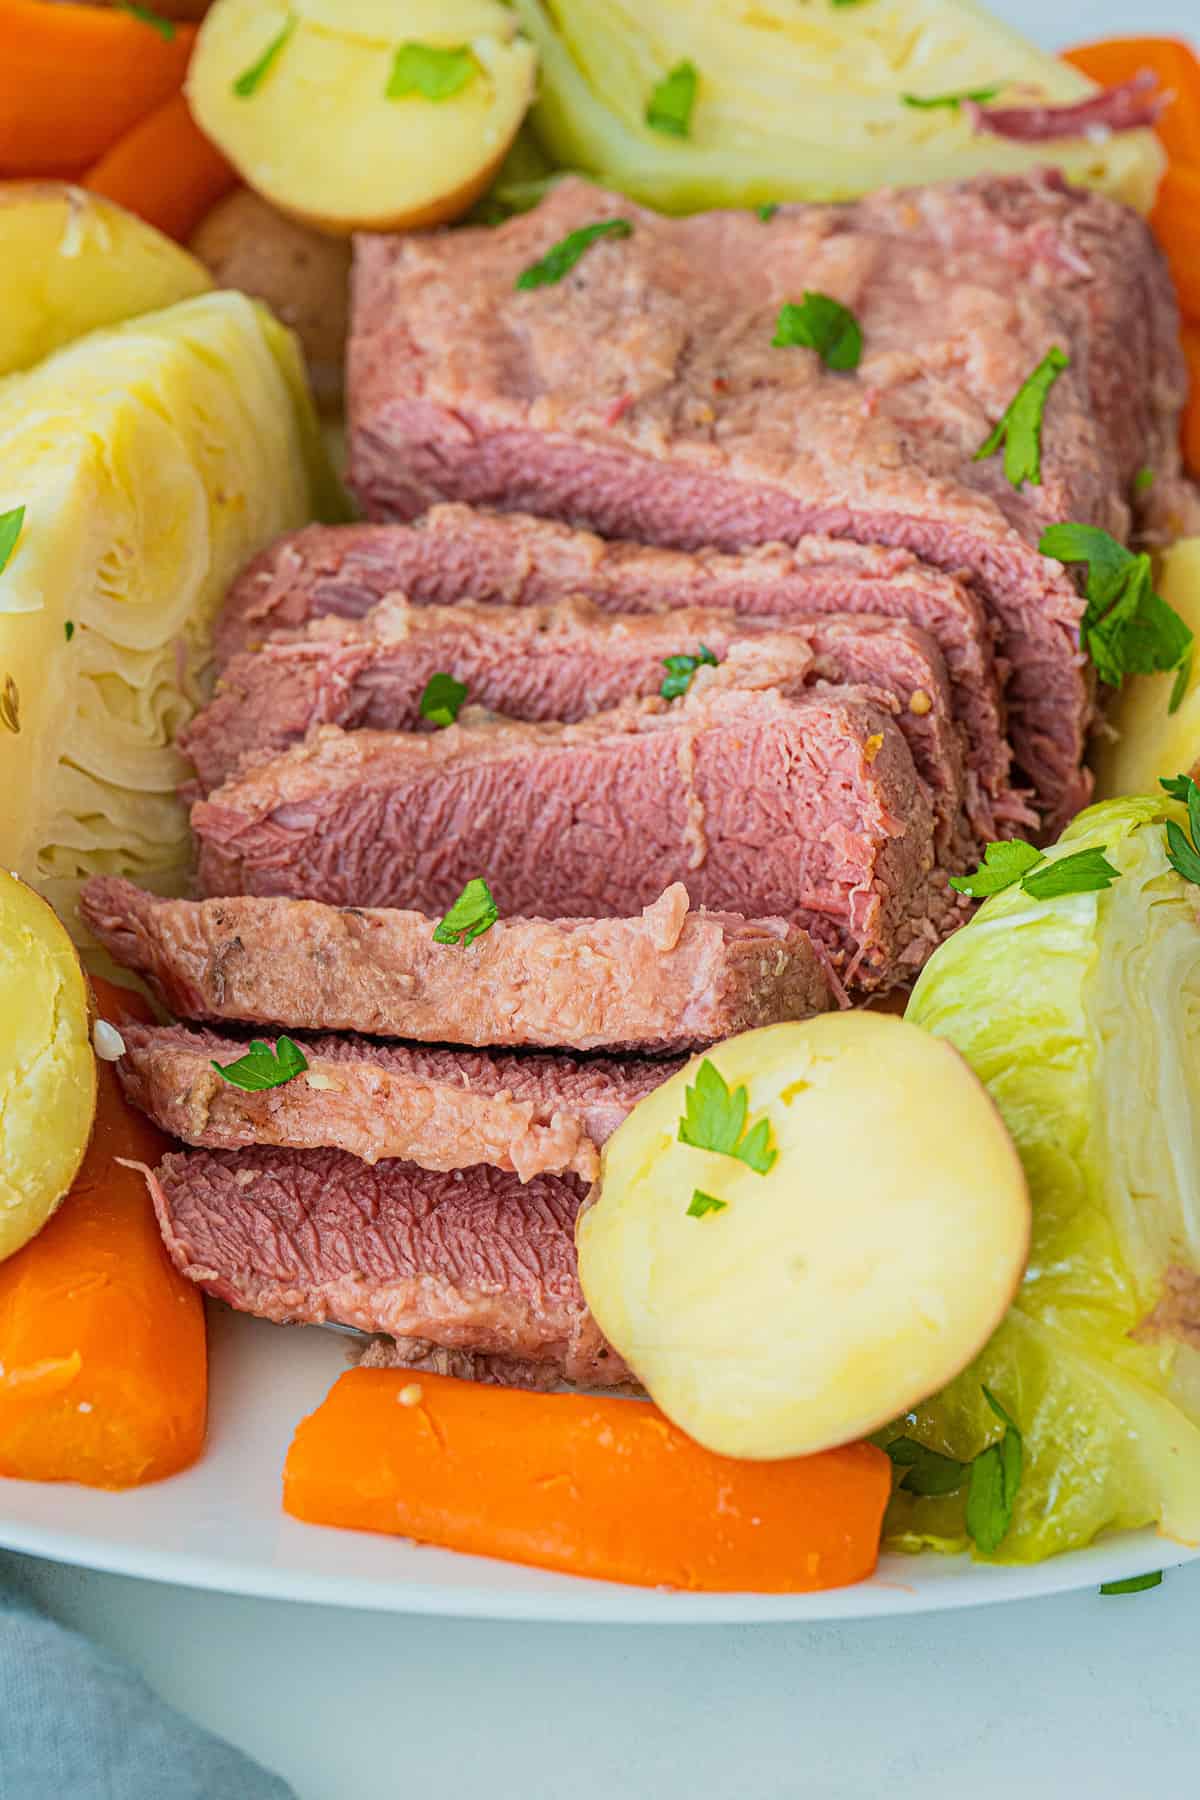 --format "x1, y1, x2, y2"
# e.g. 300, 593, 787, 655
0, 1307, 1194, 1623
